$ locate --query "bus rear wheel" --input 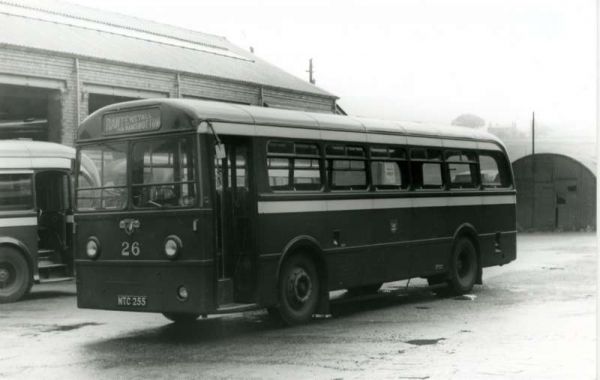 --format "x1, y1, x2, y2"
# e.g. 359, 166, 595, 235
0, 246, 32, 304
448, 238, 478, 295
163, 312, 200, 324
275, 254, 320, 326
